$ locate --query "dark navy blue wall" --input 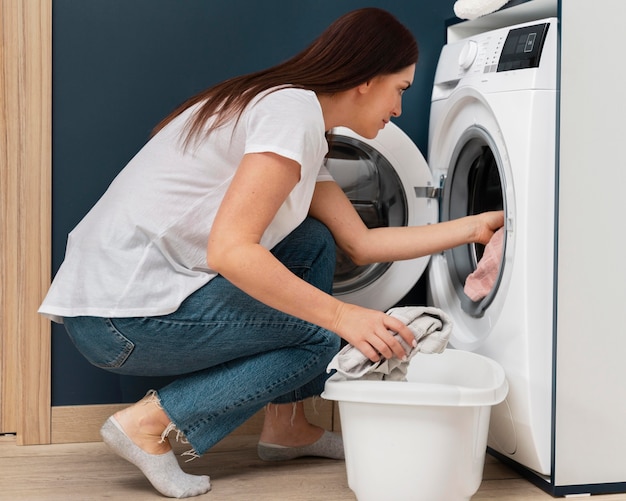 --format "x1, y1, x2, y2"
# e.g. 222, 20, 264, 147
51, 0, 456, 405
